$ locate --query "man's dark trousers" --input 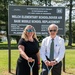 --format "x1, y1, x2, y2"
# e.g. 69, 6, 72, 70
41, 61, 62, 75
